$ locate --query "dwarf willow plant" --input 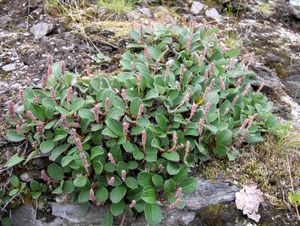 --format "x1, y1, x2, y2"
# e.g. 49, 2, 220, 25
4, 24, 276, 225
